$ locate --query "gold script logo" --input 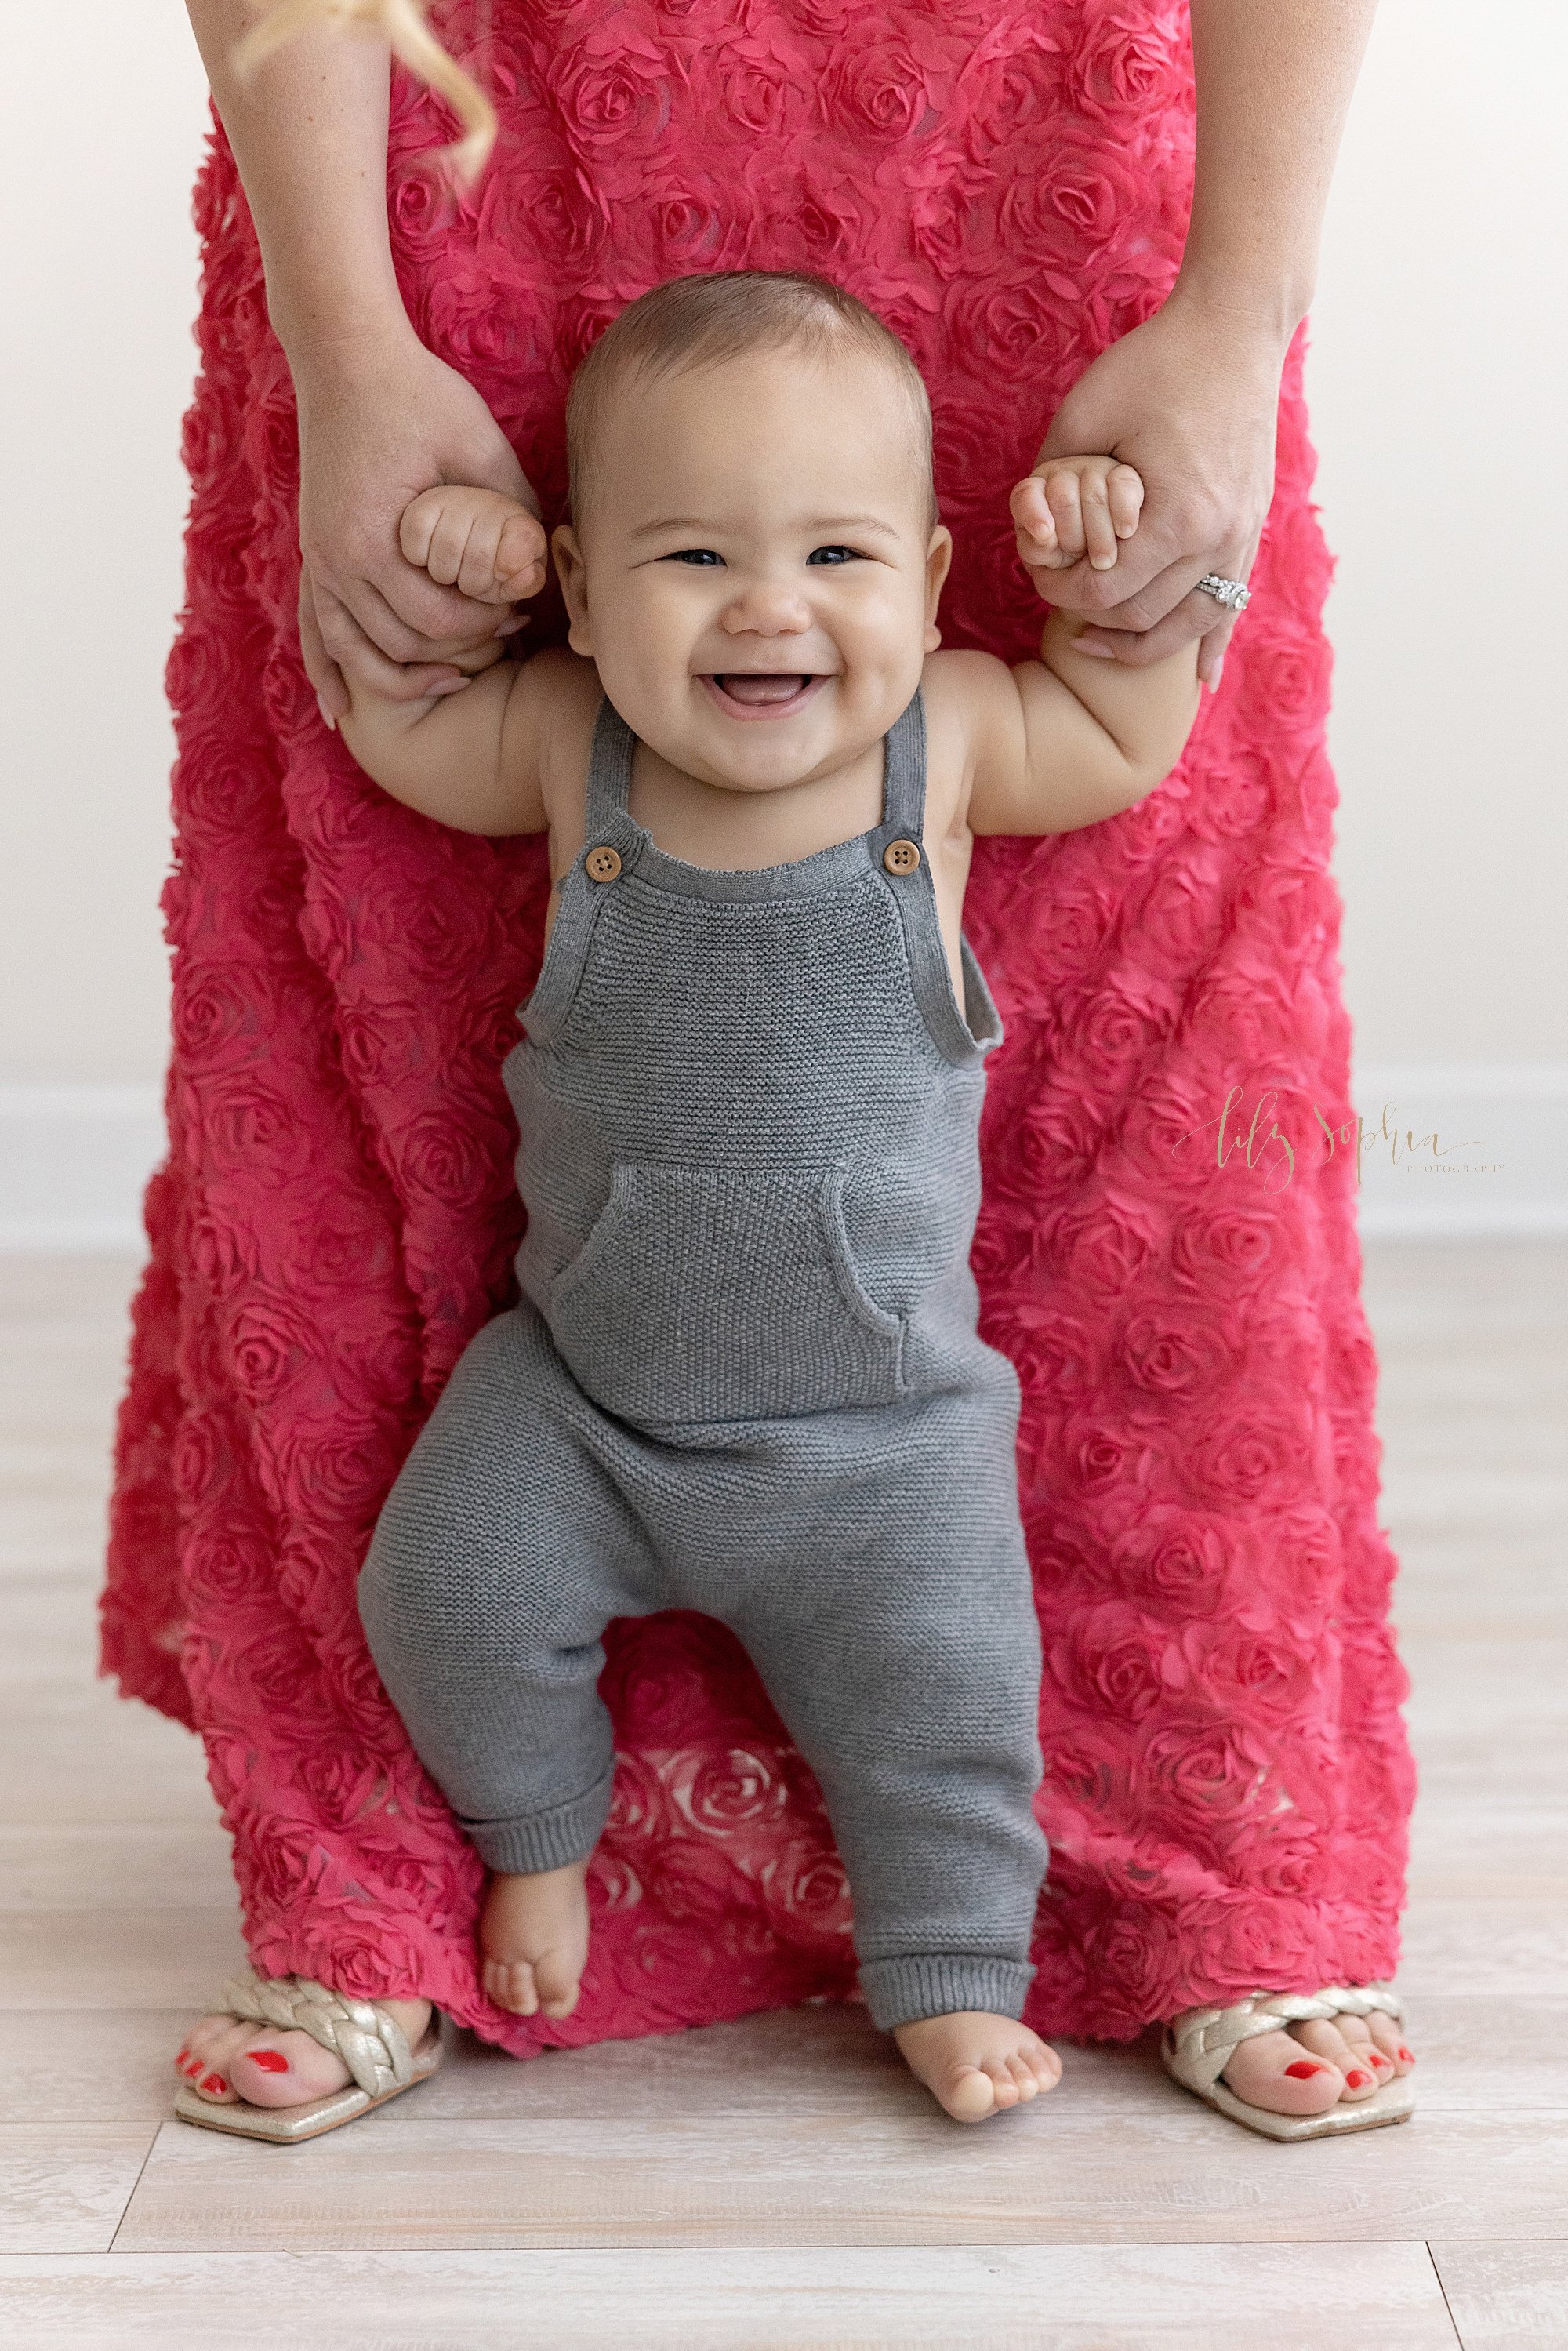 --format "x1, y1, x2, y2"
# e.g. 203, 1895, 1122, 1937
1171, 1086, 1501, 1190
